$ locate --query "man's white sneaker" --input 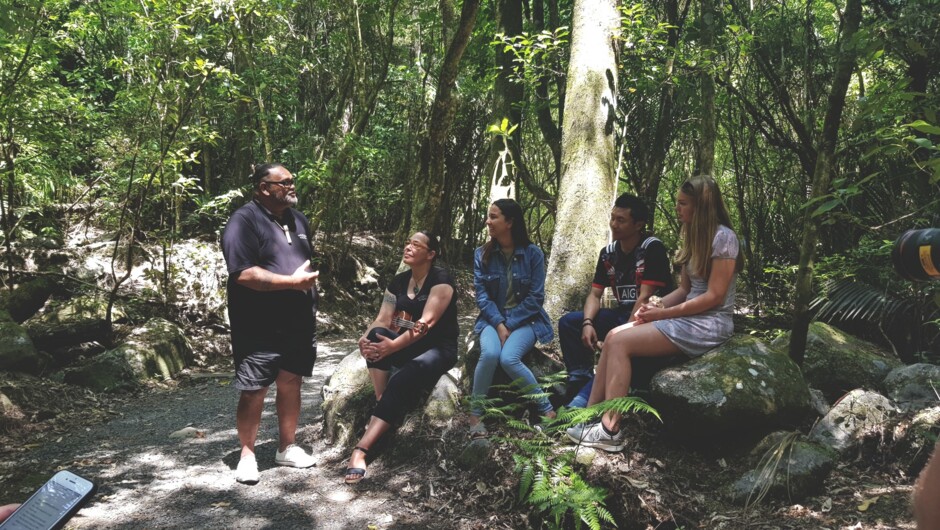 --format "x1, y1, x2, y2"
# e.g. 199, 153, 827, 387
236, 455, 259, 485
567, 422, 626, 452
275, 444, 316, 468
